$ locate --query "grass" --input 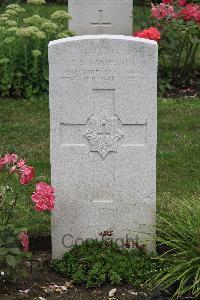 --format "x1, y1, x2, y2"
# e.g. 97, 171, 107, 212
0, 97, 199, 235
20, 3, 68, 18
157, 99, 200, 194
0, 98, 50, 234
